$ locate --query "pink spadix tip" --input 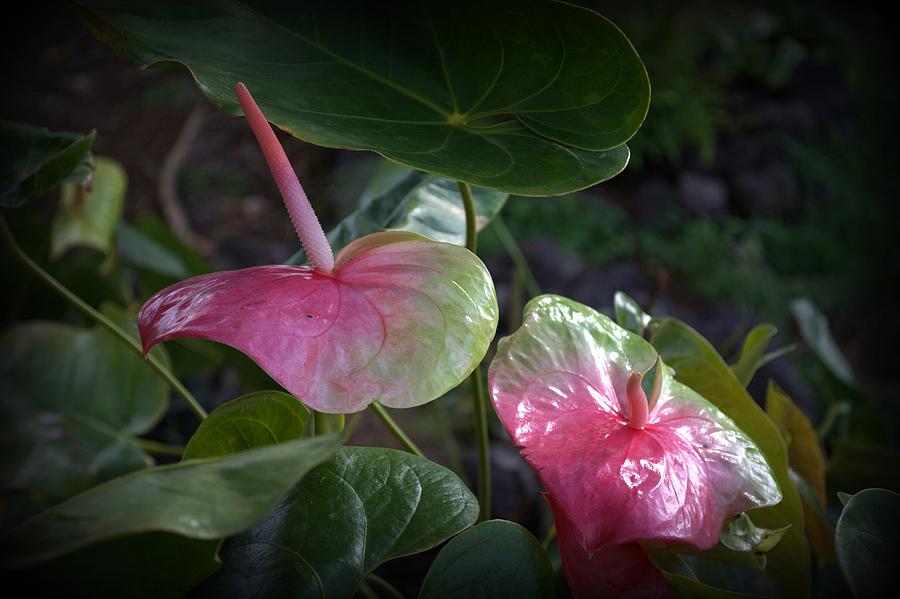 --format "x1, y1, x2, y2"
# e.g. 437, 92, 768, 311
234, 82, 334, 273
